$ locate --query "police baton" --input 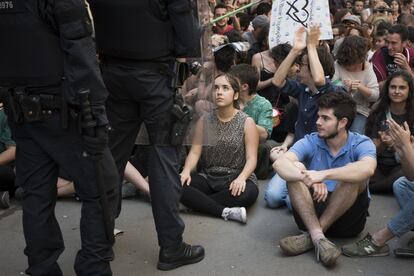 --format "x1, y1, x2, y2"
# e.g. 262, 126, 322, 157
79, 89, 115, 245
